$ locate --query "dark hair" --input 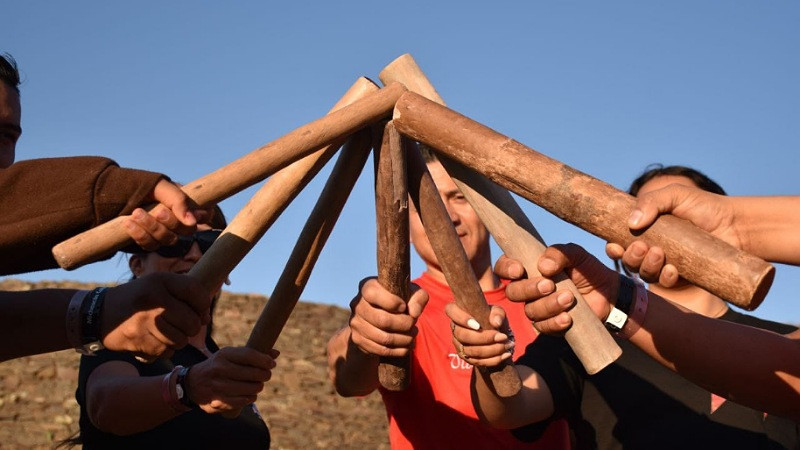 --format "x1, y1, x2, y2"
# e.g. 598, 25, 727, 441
627, 164, 726, 196
0, 53, 21, 93
417, 142, 439, 163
